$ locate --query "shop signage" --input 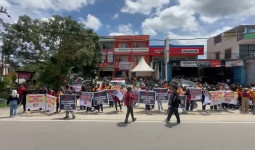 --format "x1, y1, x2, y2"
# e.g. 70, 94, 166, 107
180, 61, 198, 67
149, 46, 204, 56
115, 48, 149, 52
225, 60, 244, 67
198, 60, 221, 68
182, 49, 199, 53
